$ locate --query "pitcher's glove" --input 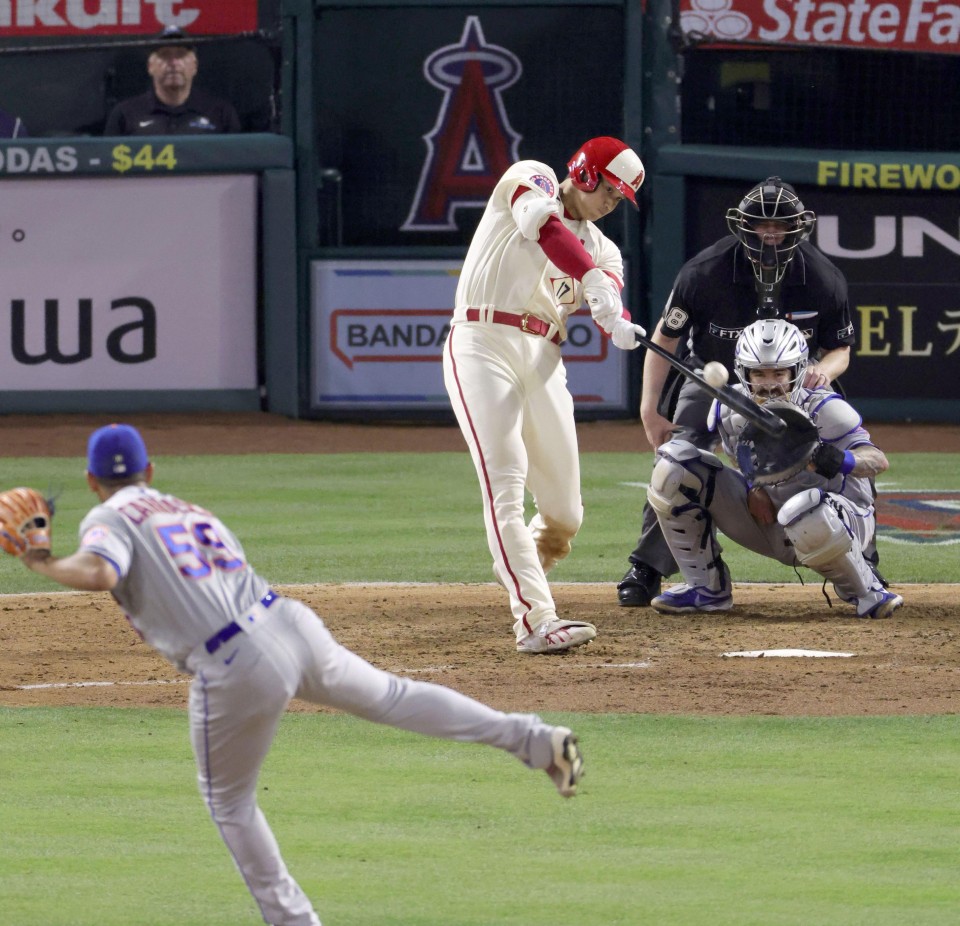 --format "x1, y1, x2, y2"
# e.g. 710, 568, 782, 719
0, 487, 53, 557
735, 402, 820, 487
